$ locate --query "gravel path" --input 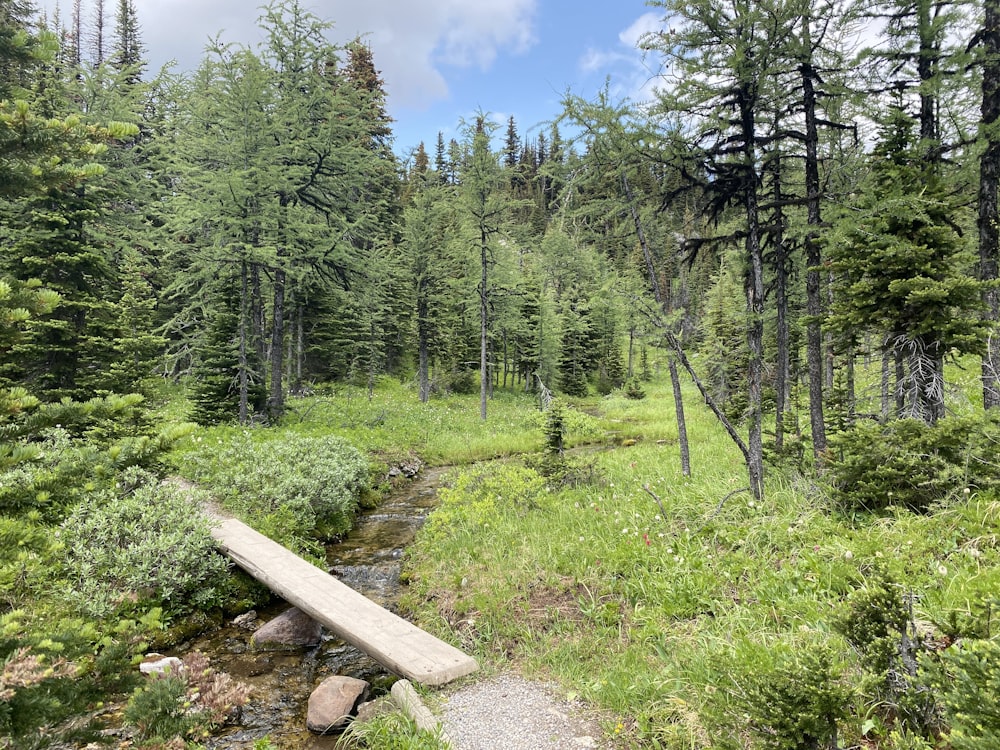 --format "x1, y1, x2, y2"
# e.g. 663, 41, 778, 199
438, 674, 608, 750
